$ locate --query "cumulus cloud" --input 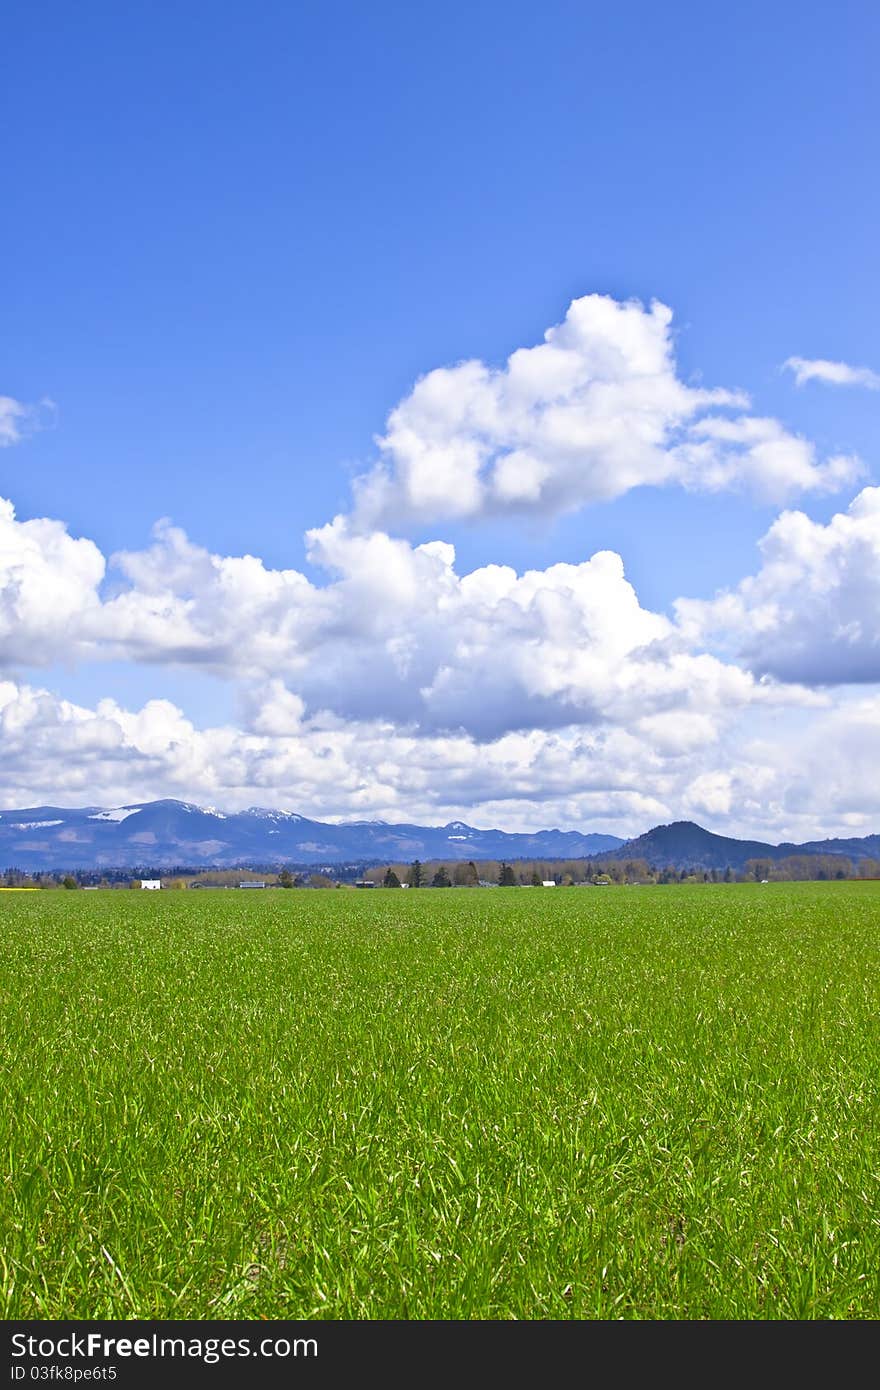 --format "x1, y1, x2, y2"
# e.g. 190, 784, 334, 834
0, 676, 876, 843
351, 294, 859, 527
101, 519, 321, 668
0, 497, 106, 663
676, 487, 880, 686
784, 357, 880, 390
2, 287, 876, 841
671, 415, 859, 501
0, 676, 671, 827
727, 693, 880, 839
2, 499, 820, 741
